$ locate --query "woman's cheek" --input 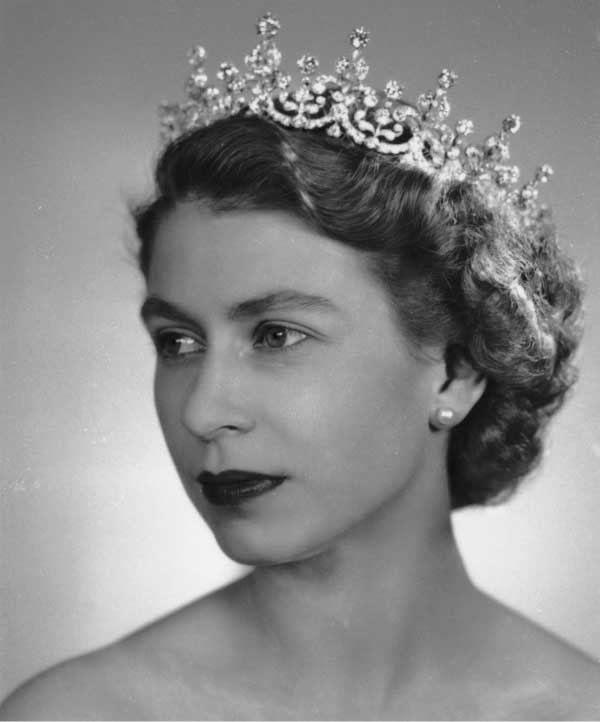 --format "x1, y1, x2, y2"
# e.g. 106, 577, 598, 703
154, 377, 191, 460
